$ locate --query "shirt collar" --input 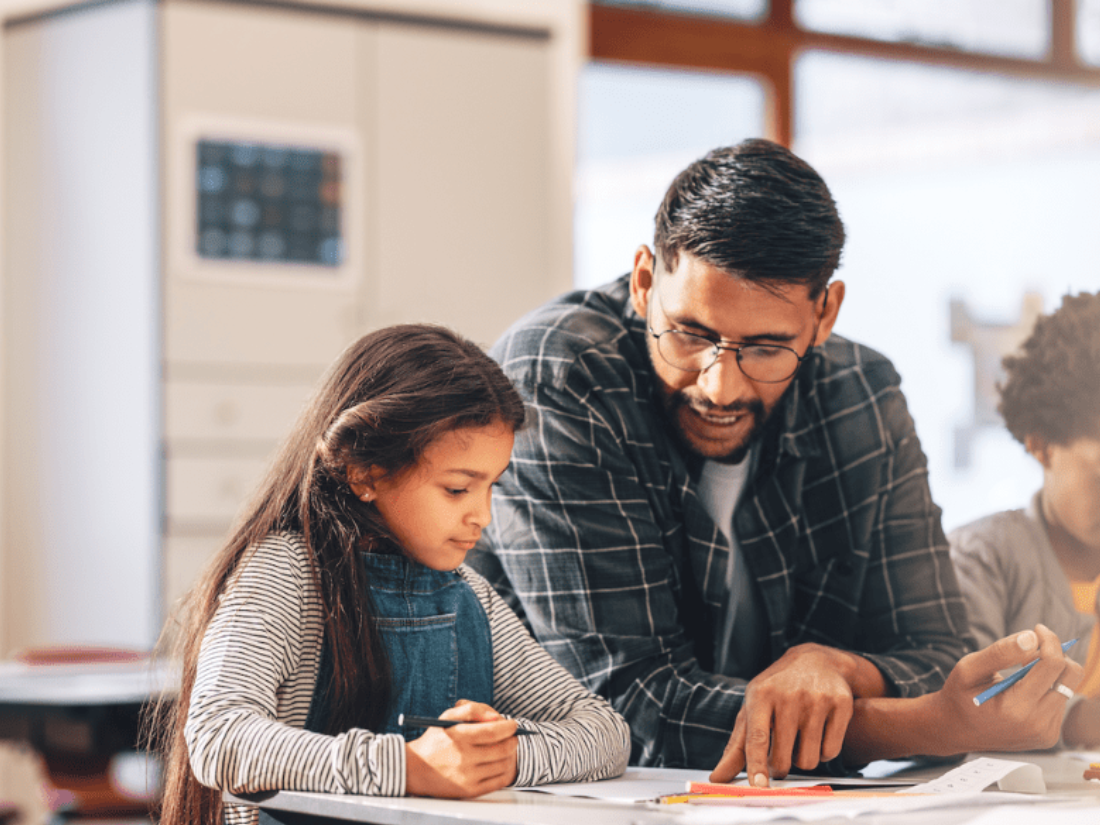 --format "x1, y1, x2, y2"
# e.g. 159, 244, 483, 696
774, 355, 825, 462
